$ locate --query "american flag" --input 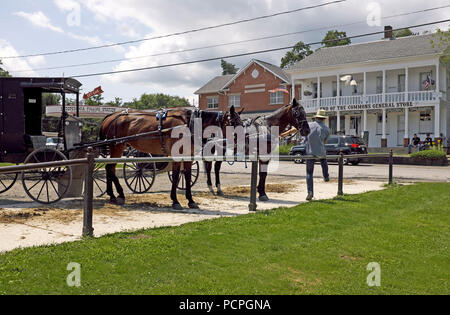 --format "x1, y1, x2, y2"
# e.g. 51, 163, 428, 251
423, 75, 435, 91
269, 87, 289, 94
